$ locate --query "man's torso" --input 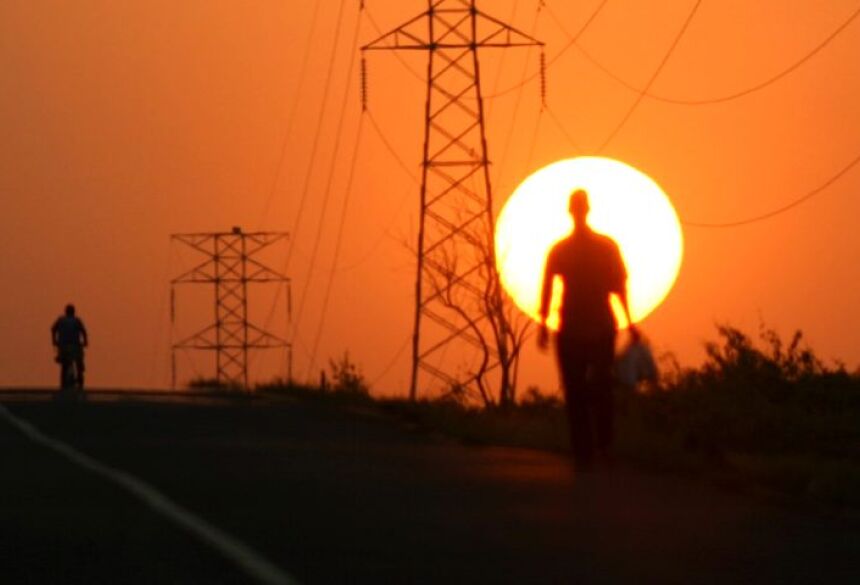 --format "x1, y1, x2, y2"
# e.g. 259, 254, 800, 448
548, 231, 625, 338
54, 316, 85, 347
